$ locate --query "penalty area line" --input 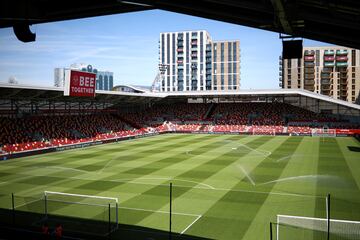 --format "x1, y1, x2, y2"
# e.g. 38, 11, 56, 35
180, 215, 202, 235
